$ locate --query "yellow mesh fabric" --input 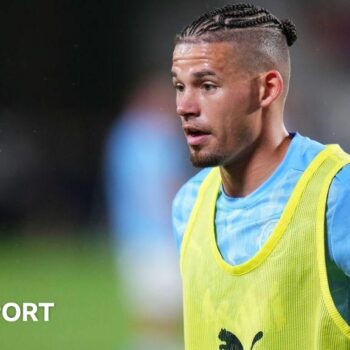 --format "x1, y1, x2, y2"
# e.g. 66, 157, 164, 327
181, 145, 350, 349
